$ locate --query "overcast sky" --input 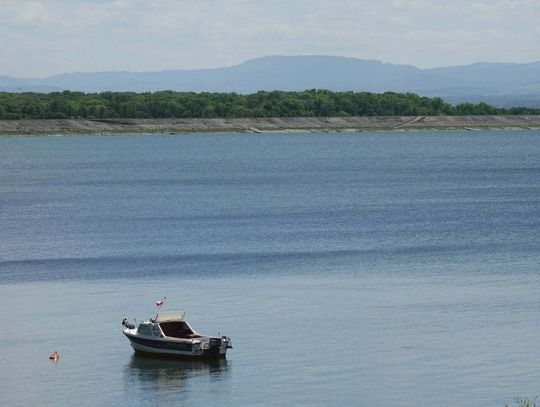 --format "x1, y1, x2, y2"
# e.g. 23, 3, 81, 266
1, 0, 539, 77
